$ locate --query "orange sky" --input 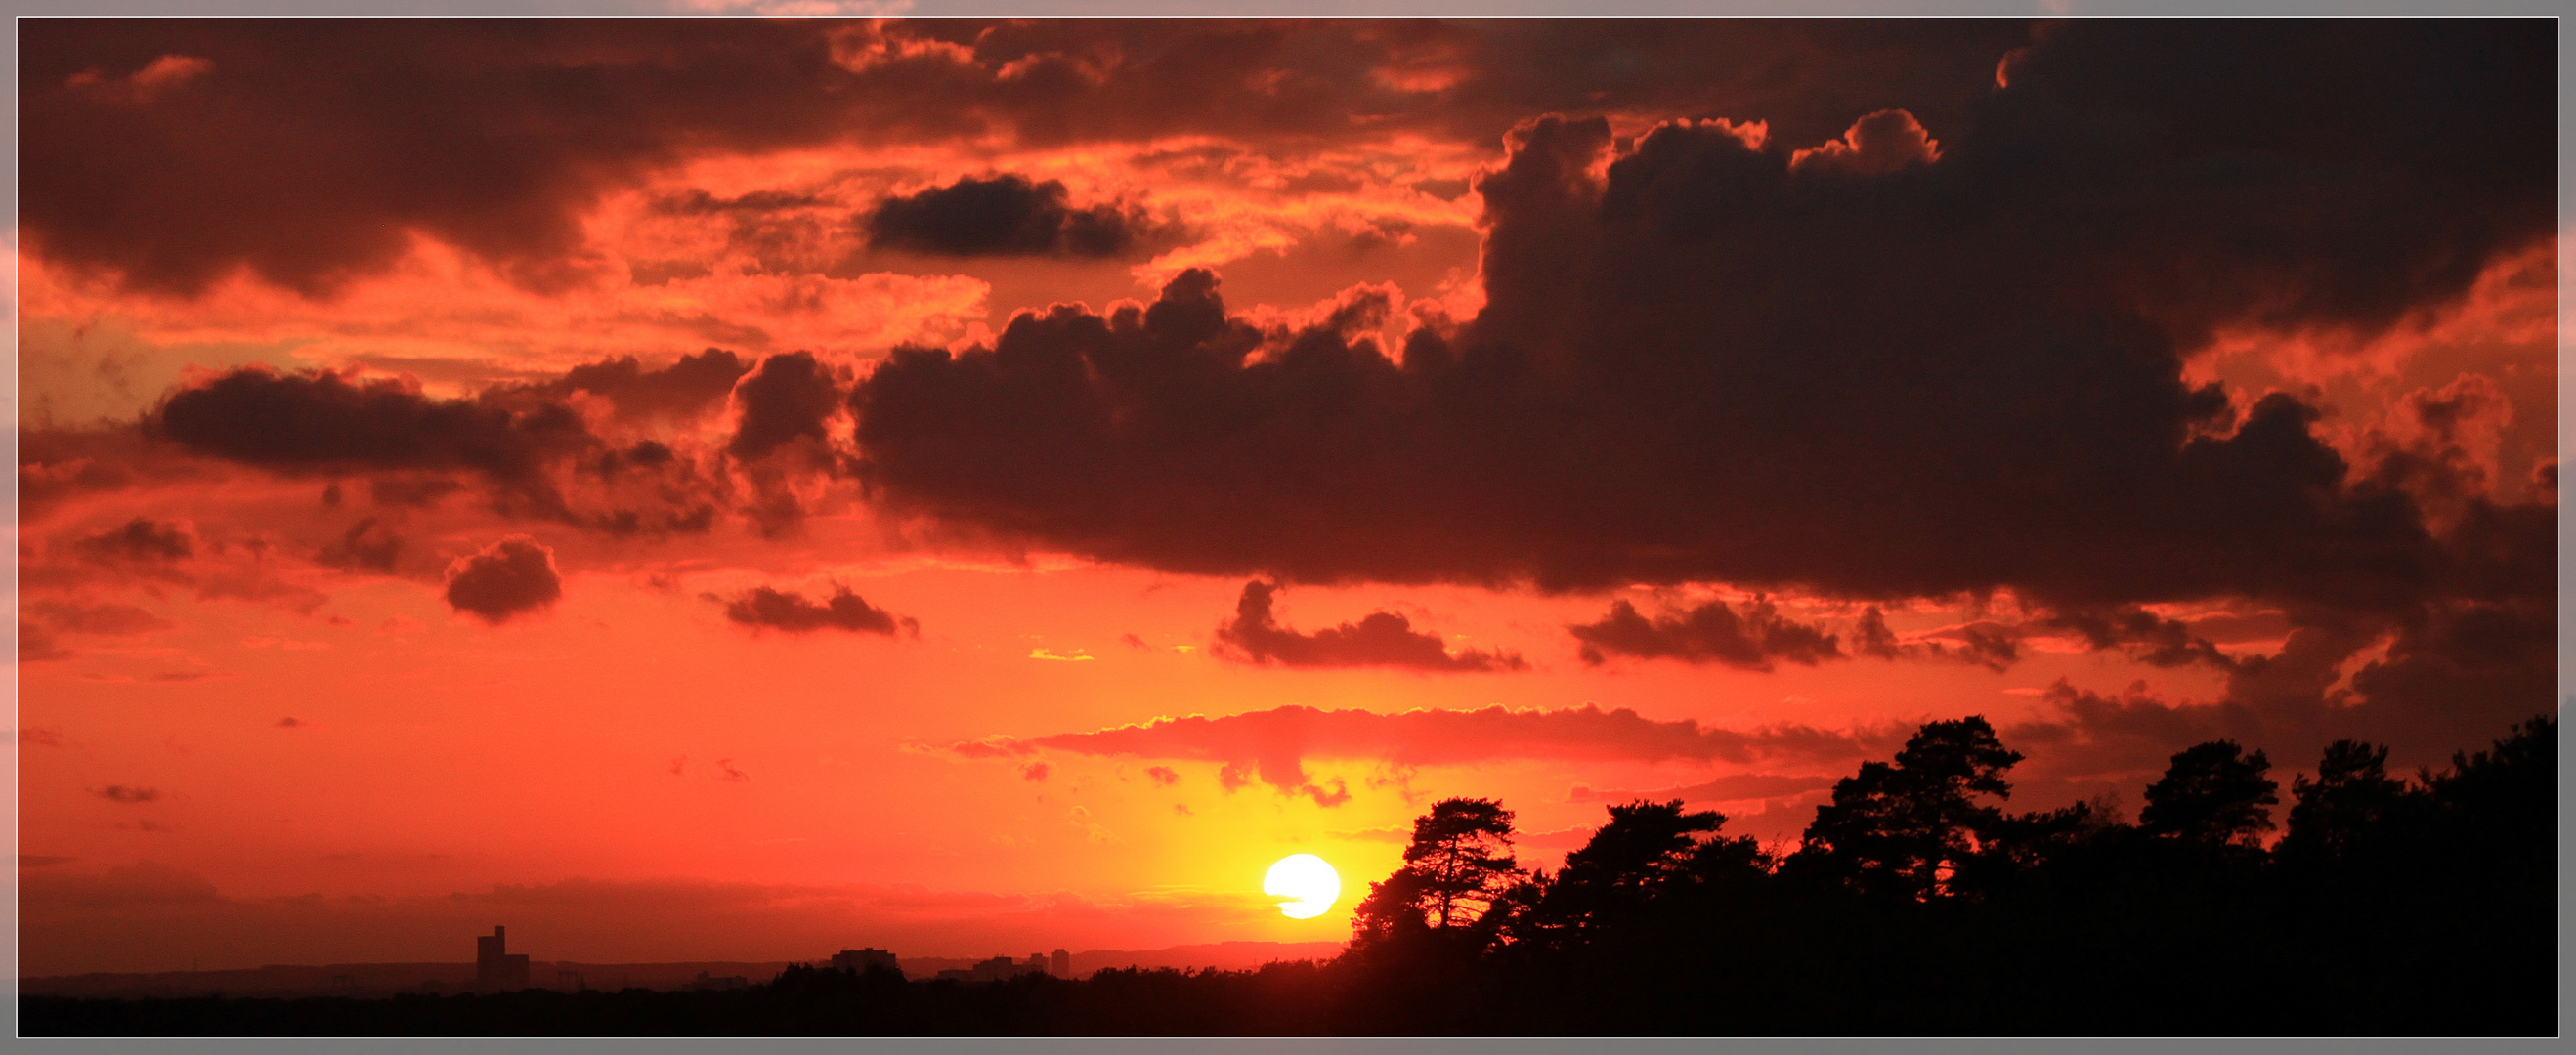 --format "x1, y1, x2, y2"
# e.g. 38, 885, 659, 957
13, 18, 2558, 977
